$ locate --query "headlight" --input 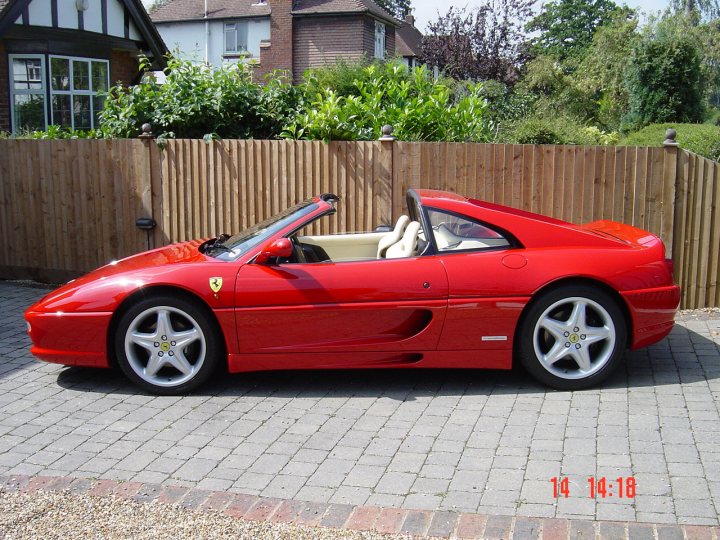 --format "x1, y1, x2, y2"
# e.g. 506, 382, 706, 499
26, 321, 31, 333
